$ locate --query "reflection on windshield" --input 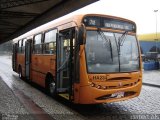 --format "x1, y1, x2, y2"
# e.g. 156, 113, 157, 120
97, 29, 113, 61
118, 31, 128, 46
85, 31, 139, 73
